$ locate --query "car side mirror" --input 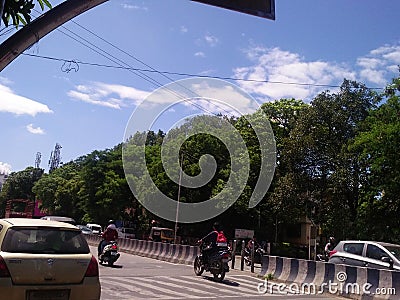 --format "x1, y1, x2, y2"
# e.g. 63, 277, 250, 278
381, 256, 394, 269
